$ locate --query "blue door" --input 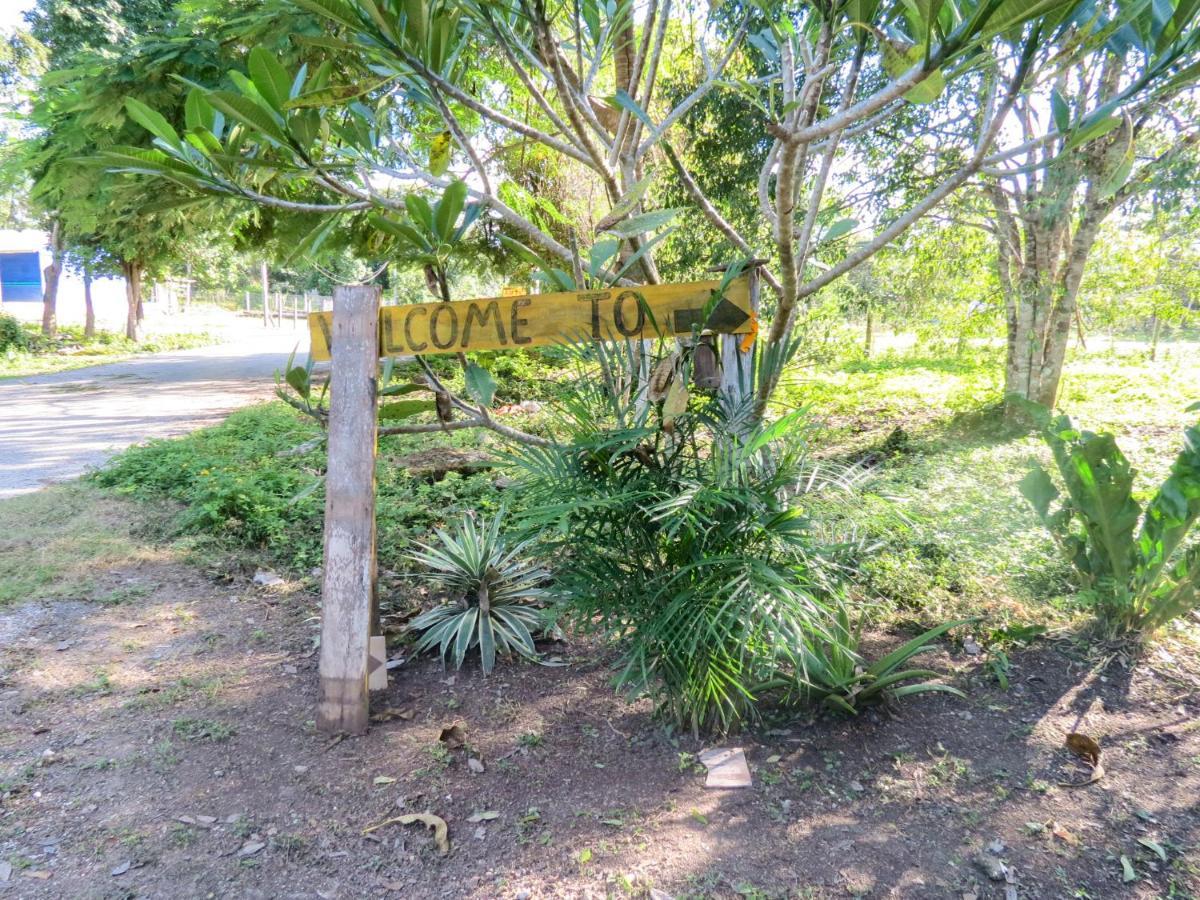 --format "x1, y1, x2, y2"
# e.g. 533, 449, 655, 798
0, 252, 43, 301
